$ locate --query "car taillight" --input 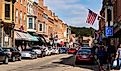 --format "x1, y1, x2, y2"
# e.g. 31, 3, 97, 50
89, 54, 93, 57
7, 52, 12, 55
